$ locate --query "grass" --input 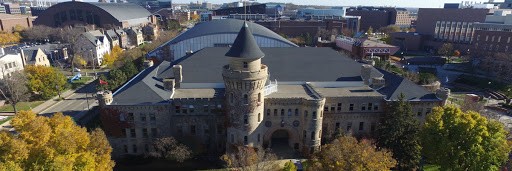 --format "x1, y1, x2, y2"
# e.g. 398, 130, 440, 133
0, 101, 45, 112
0, 116, 13, 125
455, 75, 512, 97
69, 76, 94, 89
424, 164, 440, 171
